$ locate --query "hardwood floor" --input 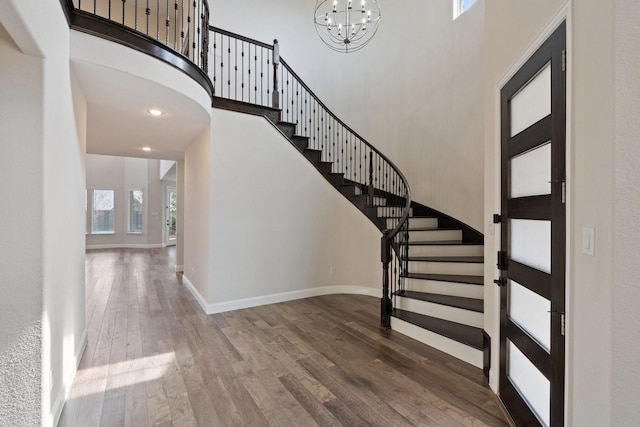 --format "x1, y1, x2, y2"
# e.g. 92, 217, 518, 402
58, 248, 509, 427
